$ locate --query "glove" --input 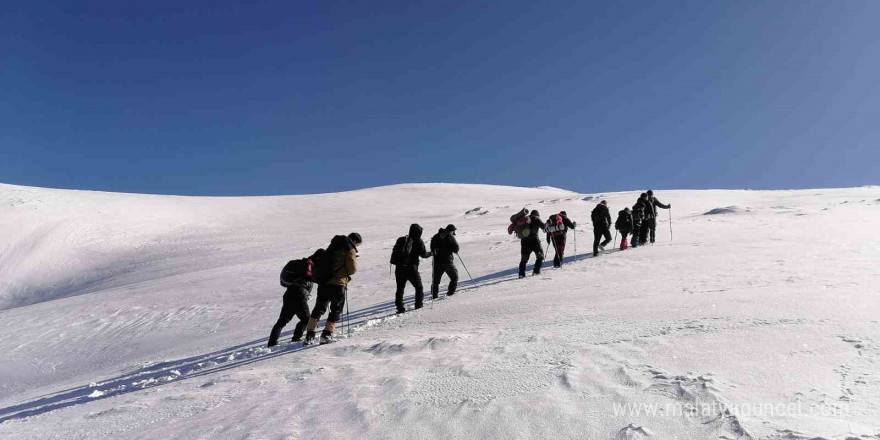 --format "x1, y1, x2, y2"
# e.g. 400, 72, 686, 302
668, 203, 672, 208
573, 222, 577, 228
